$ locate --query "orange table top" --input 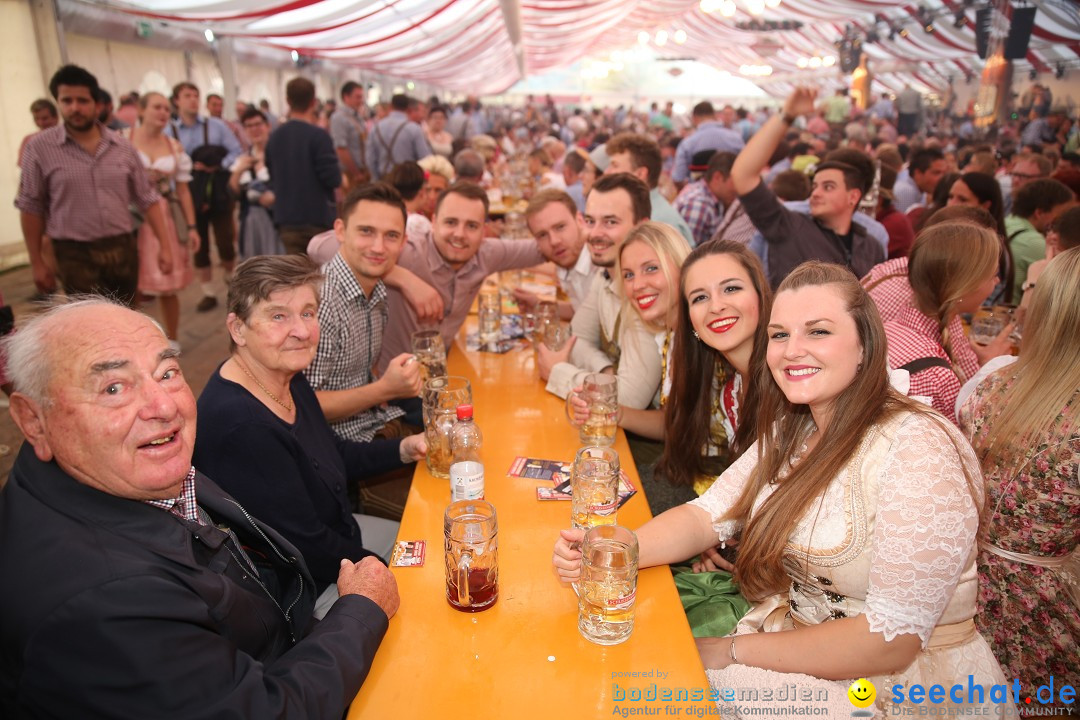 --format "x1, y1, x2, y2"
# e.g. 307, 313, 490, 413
348, 322, 713, 719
